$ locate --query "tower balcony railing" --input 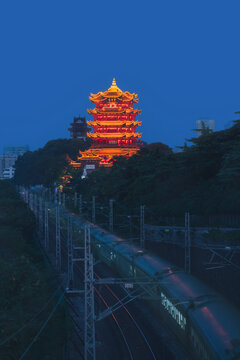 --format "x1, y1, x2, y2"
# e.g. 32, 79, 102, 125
91, 143, 139, 149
